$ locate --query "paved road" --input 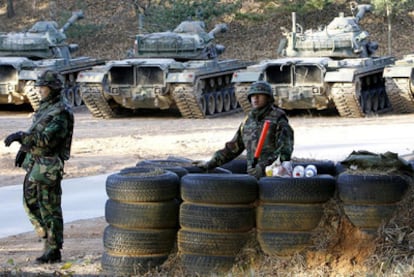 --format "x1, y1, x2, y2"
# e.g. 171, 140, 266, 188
0, 173, 110, 239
